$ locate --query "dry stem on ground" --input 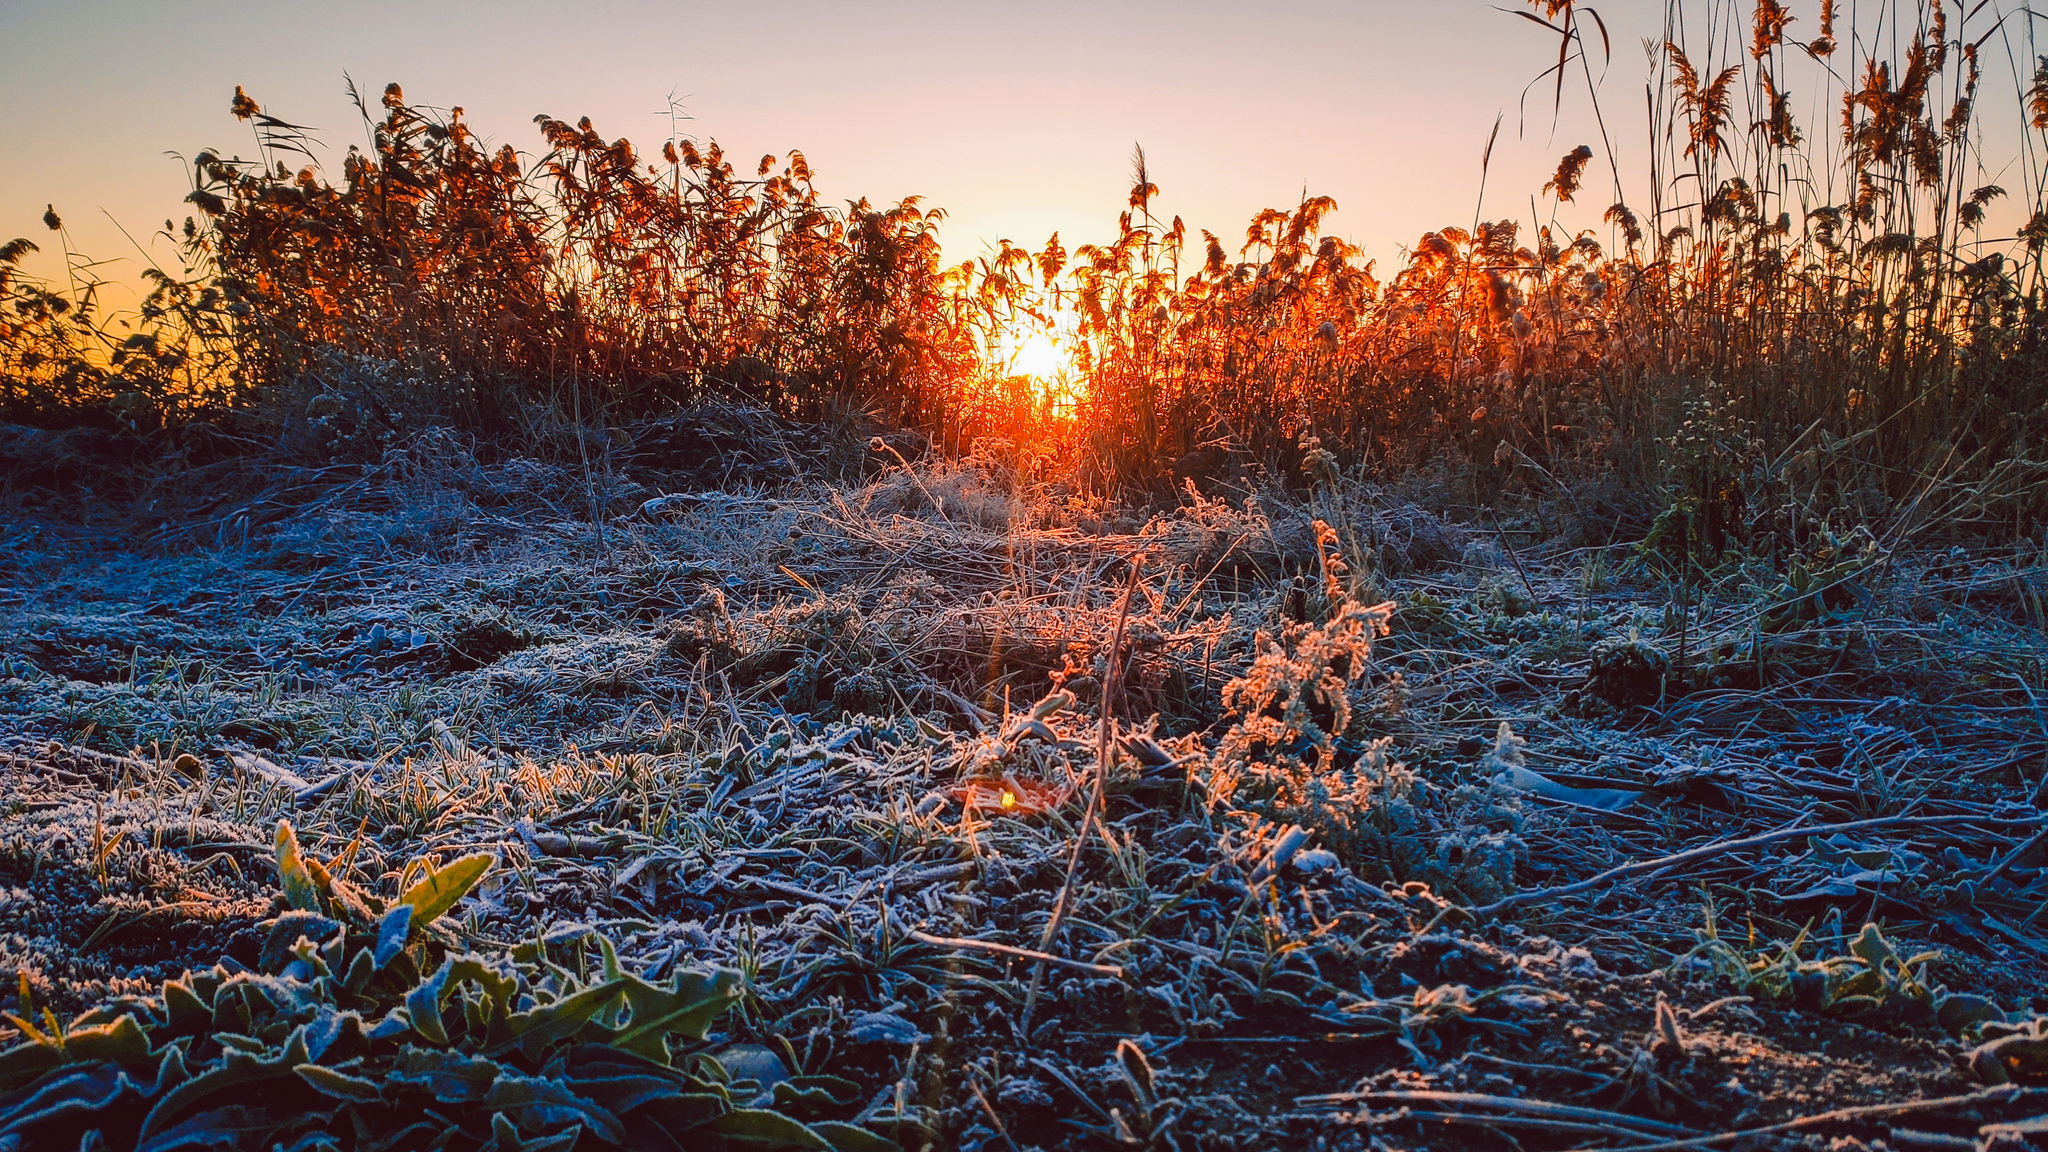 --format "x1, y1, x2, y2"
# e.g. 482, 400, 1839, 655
1, 445, 2044, 1149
